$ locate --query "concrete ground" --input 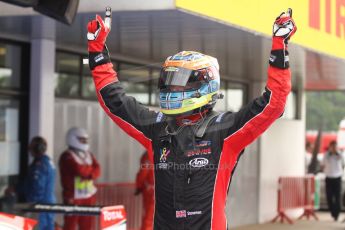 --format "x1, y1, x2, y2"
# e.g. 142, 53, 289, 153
232, 212, 345, 230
